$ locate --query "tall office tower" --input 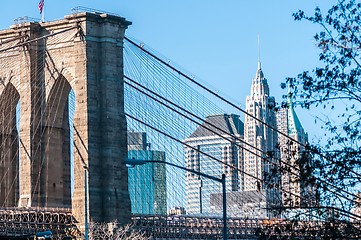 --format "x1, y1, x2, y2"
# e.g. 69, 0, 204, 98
127, 132, 167, 215
183, 114, 244, 215
277, 97, 315, 207
243, 62, 280, 215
